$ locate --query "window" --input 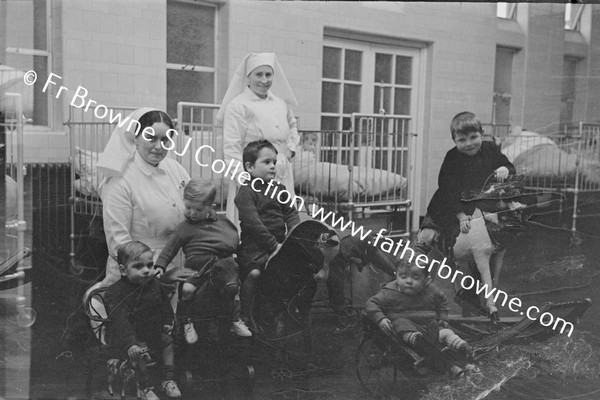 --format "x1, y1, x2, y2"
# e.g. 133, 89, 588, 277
565, 4, 585, 31
497, 3, 517, 19
321, 39, 419, 131
492, 47, 515, 125
166, 0, 216, 120
321, 46, 363, 130
2, 0, 51, 126
559, 57, 579, 131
